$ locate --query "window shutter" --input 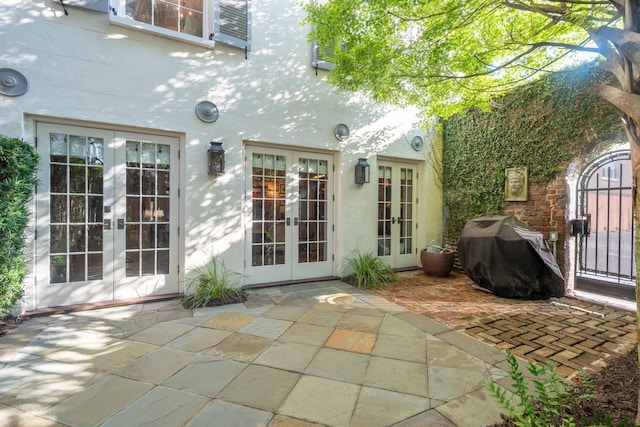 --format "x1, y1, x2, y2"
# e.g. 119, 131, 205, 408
214, 0, 251, 50
311, 42, 336, 71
